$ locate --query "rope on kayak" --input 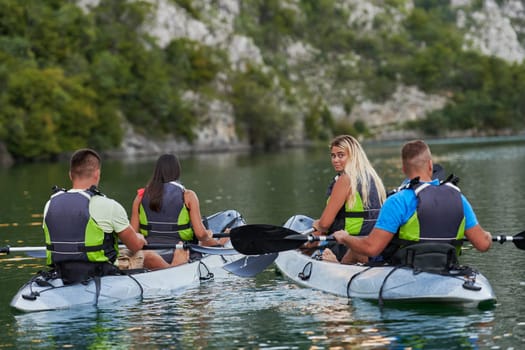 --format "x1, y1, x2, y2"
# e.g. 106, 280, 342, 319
377, 267, 401, 307
125, 273, 144, 298
298, 262, 312, 280
198, 261, 214, 281
346, 266, 374, 299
